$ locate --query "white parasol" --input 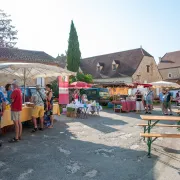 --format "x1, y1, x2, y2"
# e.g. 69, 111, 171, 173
0, 62, 76, 101
150, 81, 180, 88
